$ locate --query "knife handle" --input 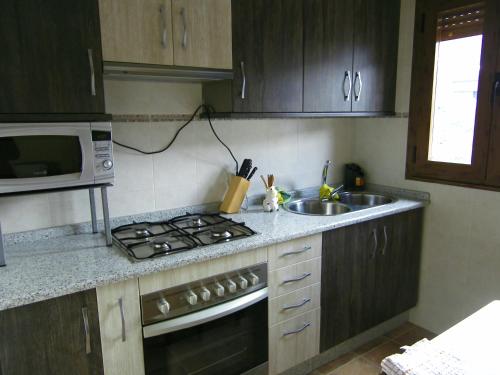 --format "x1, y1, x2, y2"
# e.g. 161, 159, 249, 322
247, 167, 258, 181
